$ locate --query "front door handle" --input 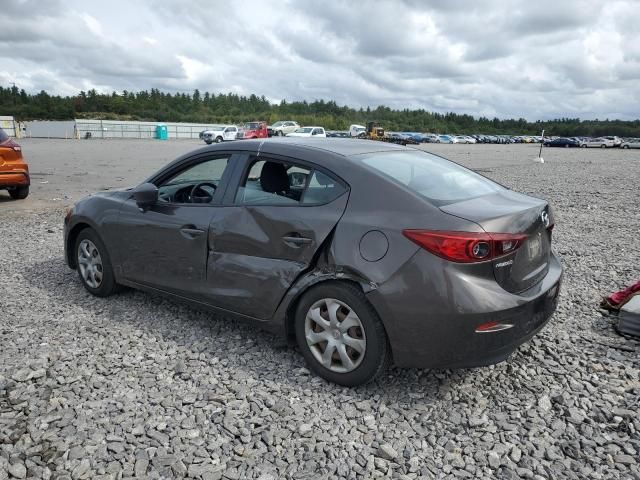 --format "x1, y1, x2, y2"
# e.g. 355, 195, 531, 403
180, 227, 205, 239
282, 235, 312, 246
